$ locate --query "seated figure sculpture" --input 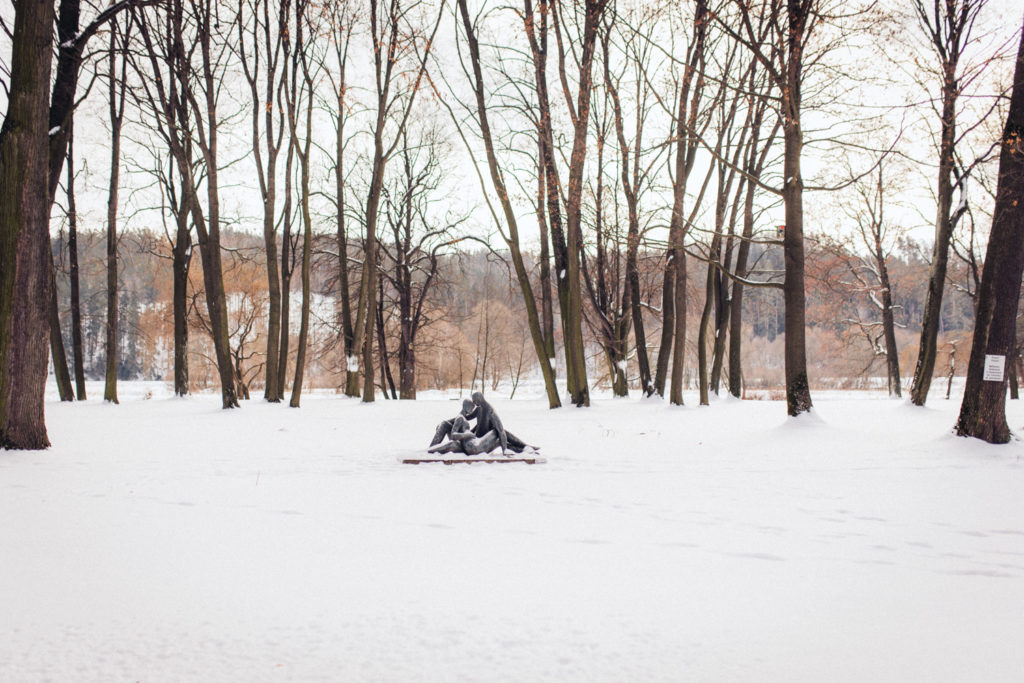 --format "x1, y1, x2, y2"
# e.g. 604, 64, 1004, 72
427, 391, 533, 456
429, 398, 477, 449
